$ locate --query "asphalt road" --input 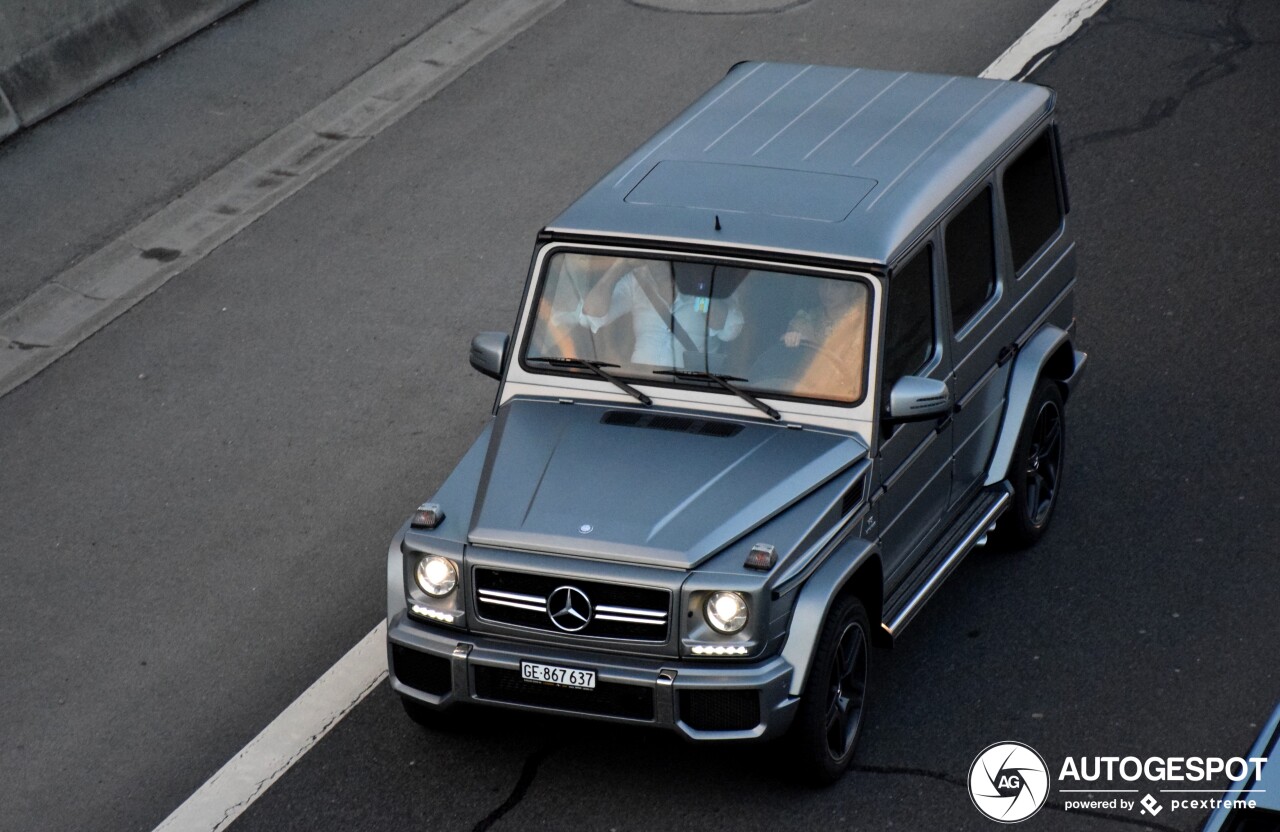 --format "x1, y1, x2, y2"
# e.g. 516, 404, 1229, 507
1, 0, 1277, 831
